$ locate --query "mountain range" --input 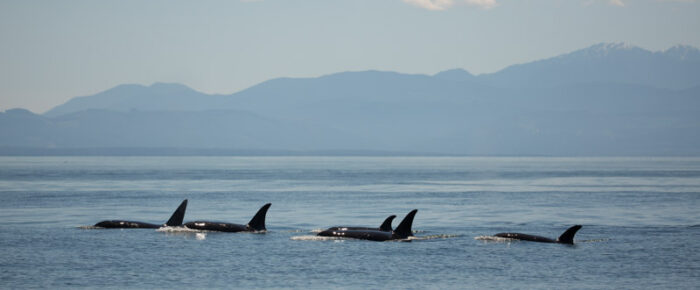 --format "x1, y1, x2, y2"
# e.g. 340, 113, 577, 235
2, 42, 700, 156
